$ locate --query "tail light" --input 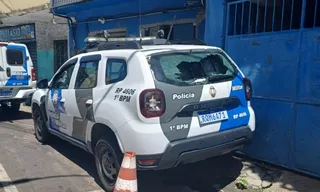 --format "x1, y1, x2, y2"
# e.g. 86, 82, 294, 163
31, 67, 36, 81
243, 78, 252, 101
138, 159, 157, 166
139, 89, 166, 118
